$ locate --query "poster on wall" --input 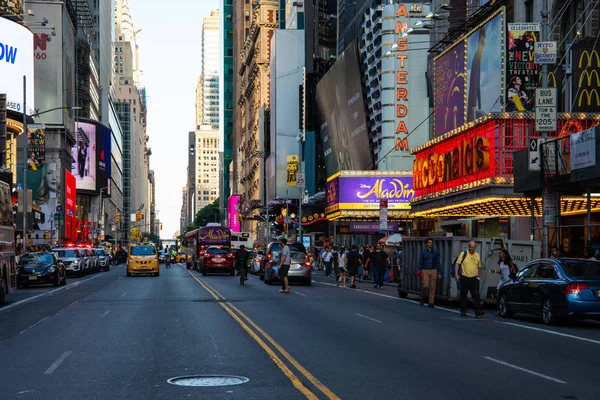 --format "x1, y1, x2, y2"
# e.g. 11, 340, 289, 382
466, 12, 503, 122
27, 124, 45, 170
286, 155, 299, 186
506, 23, 541, 112
434, 41, 466, 137
72, 121, 97, 192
